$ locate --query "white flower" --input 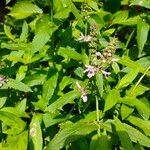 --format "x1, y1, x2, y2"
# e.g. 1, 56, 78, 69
76, 81, 88, 102
84, 65, 98, 78
101, 69, 111, 78
81, 91, 88, 102
78, 33, 93, 42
